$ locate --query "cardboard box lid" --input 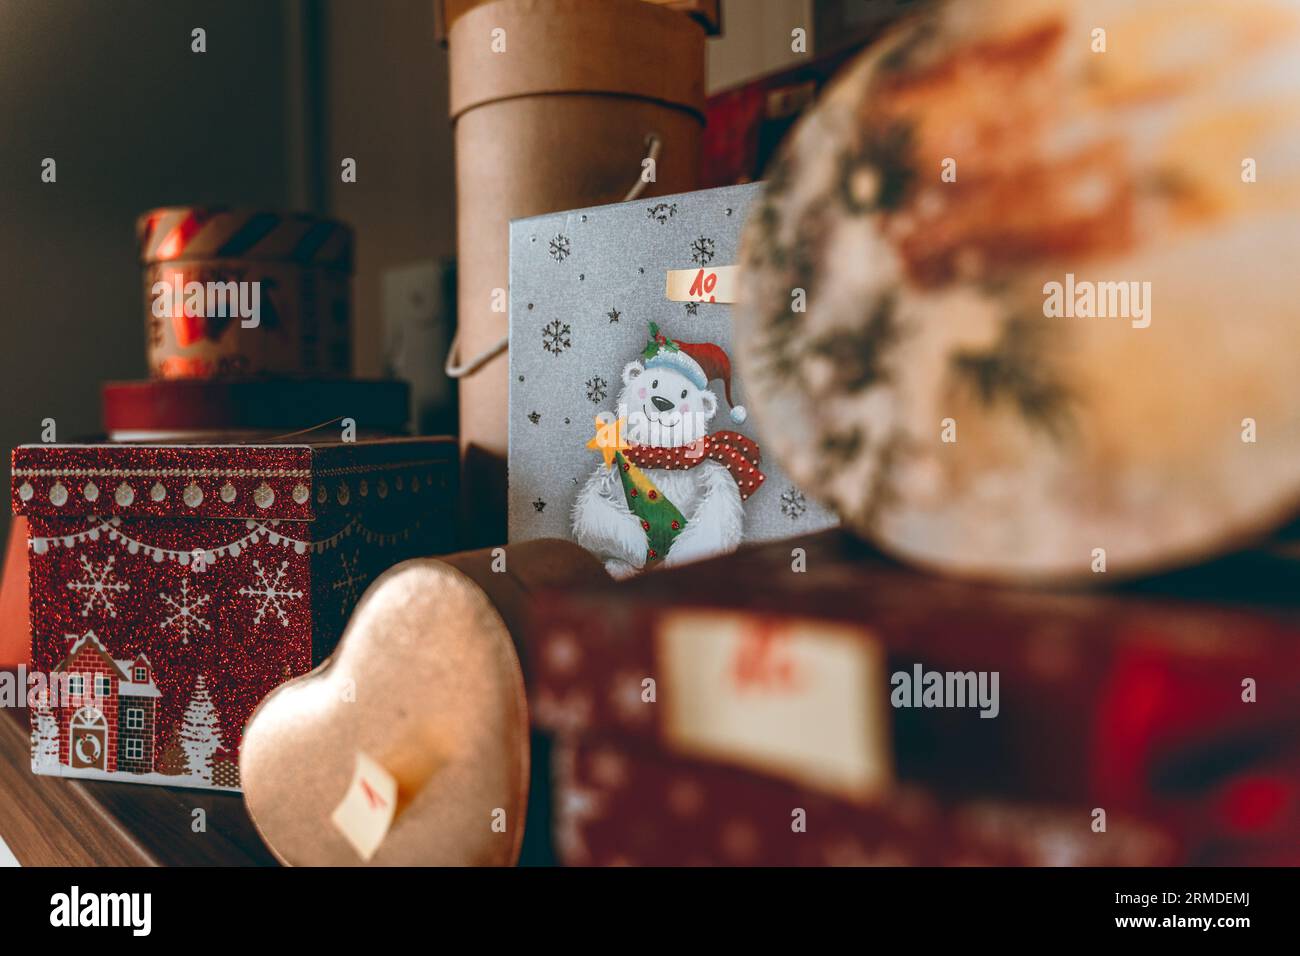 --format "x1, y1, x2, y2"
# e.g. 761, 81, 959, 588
638, 0, 720, 34
448, 0, 706, 121
435, 0, 720, 43
11, 437, 455, 523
